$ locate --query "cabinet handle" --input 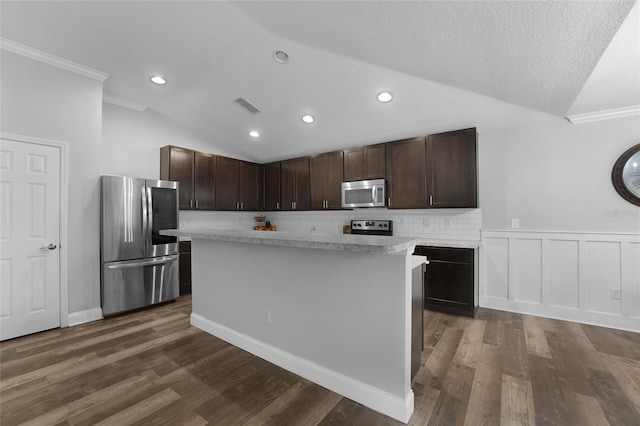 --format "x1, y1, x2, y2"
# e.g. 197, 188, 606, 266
236, 201, 239, 210
388, 198, 391, 207
195, 200, 198, 209
276, 201, 280, 210
241, 202, 244, 210
190, 199, 193, 209
429, 195, 433, 206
